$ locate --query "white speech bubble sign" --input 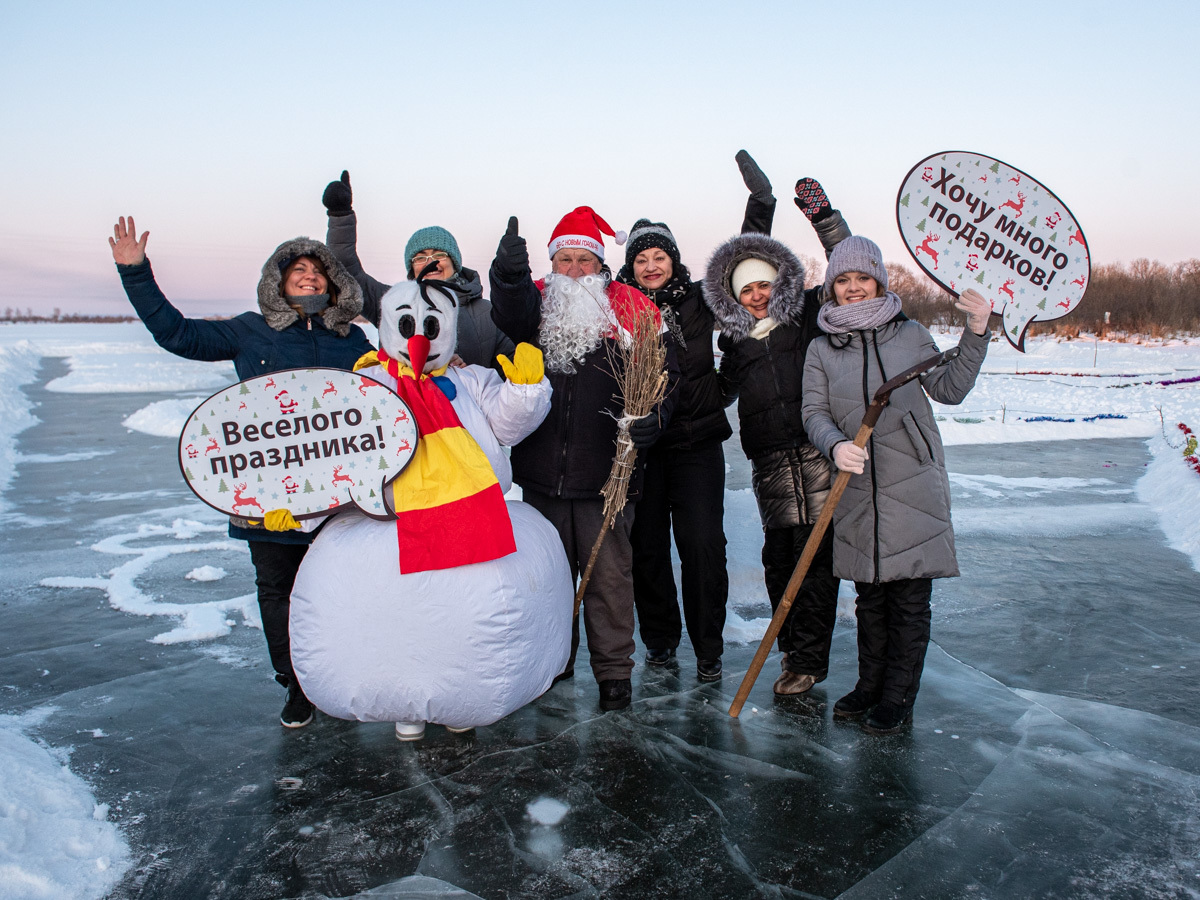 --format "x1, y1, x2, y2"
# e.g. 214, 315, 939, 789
178, 368, 417, 520
897, 151, 1090, 351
